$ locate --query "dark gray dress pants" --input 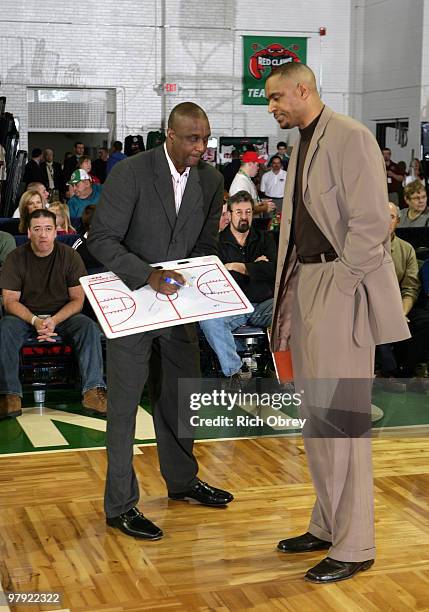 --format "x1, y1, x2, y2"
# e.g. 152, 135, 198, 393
104, 323, 200, 518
